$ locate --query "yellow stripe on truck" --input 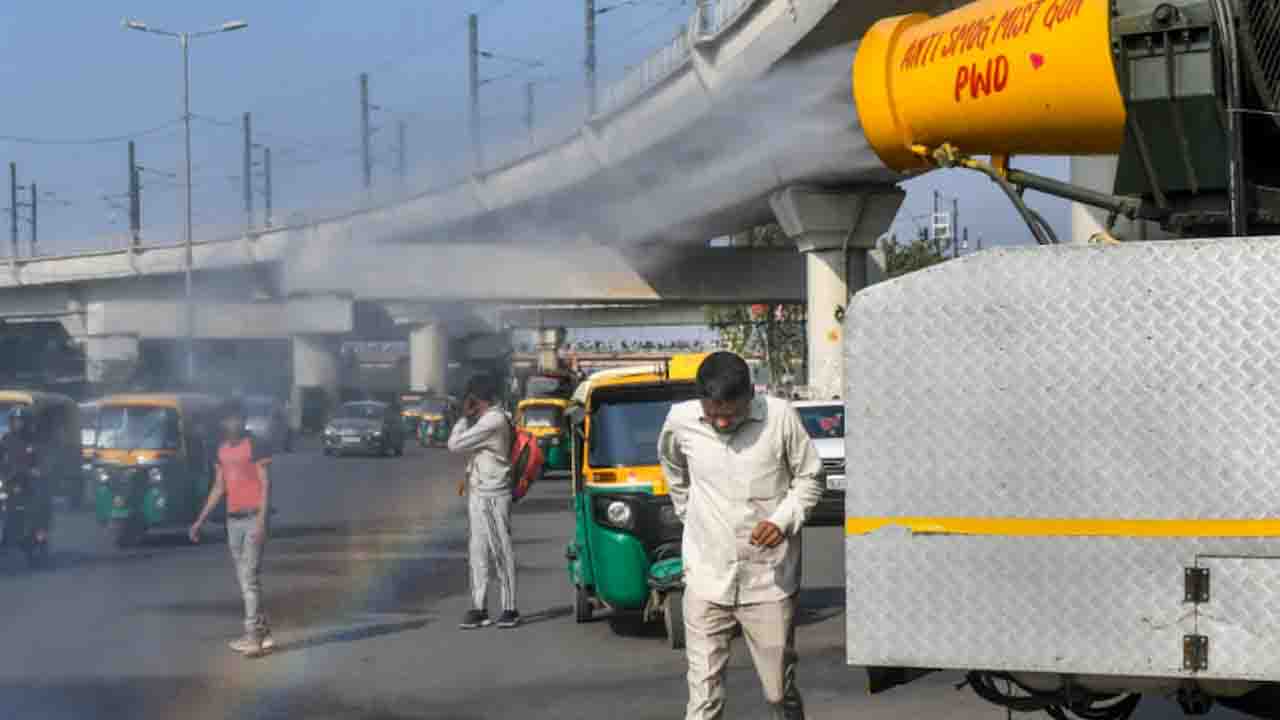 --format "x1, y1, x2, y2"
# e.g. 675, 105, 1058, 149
846, 517, 1280, 538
